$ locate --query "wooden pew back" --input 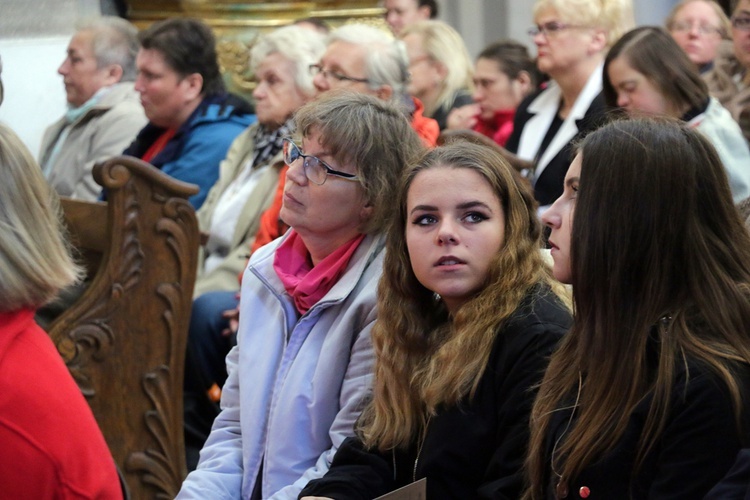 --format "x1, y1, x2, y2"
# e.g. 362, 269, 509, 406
47, 156, 200, 499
